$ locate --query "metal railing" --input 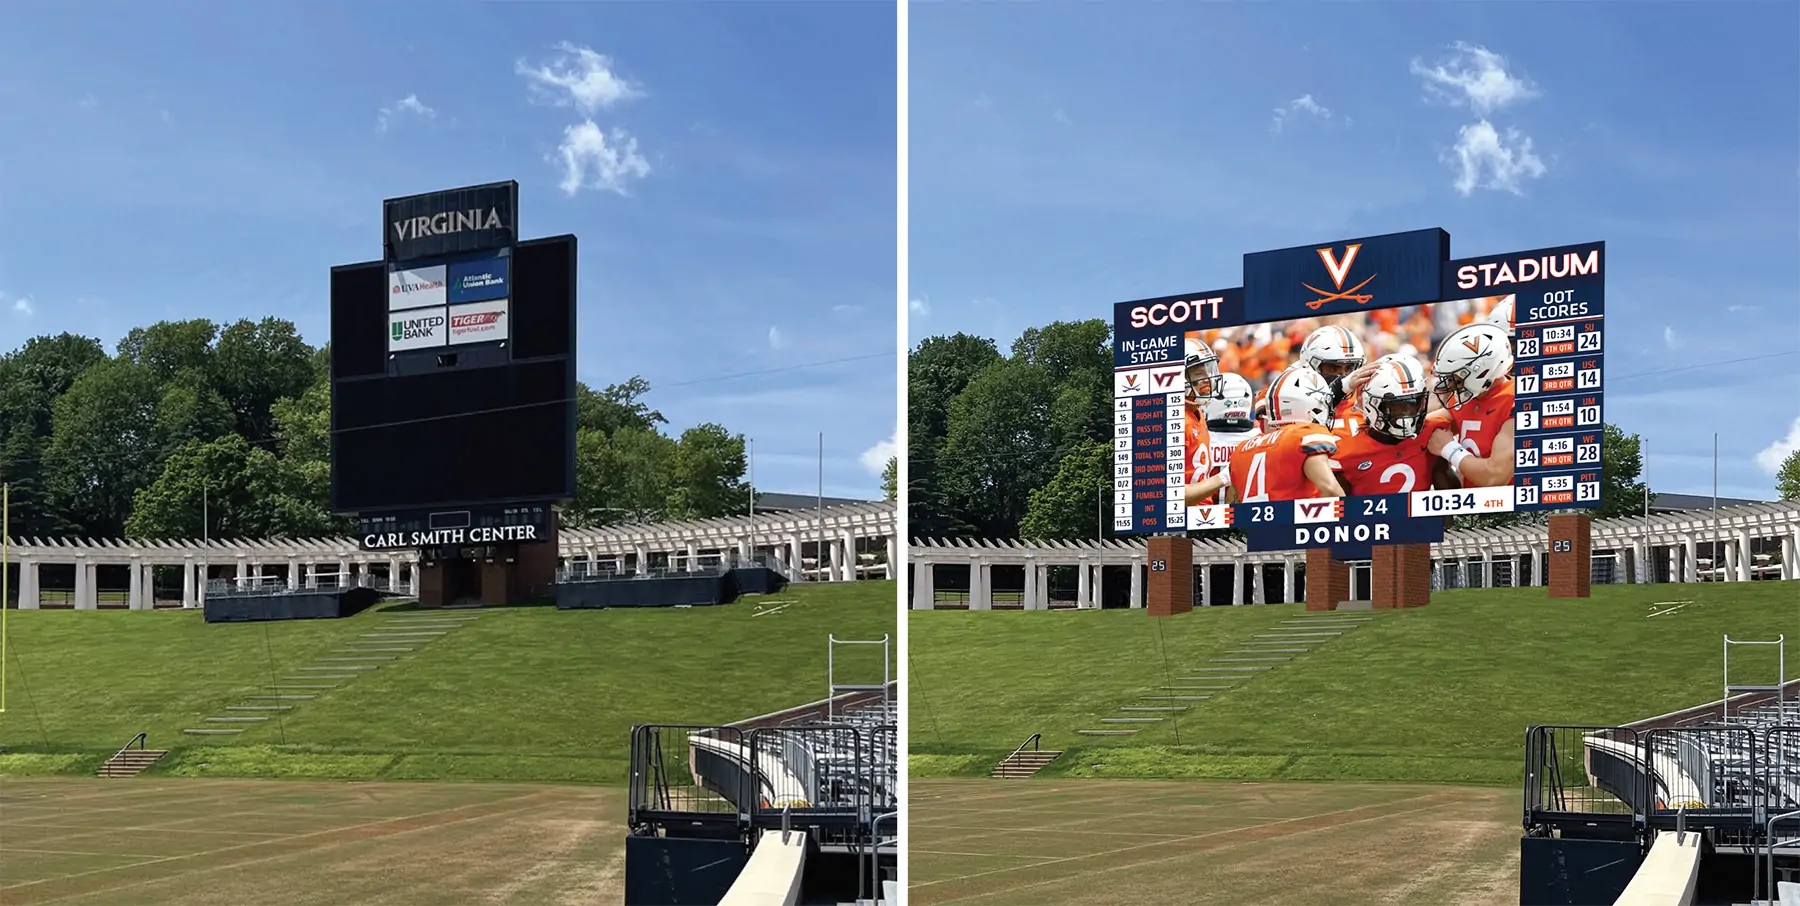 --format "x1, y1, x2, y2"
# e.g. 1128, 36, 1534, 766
1523, 725, 1643, 825
1005, 733, 1043, 761
109, 732, 148, 762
